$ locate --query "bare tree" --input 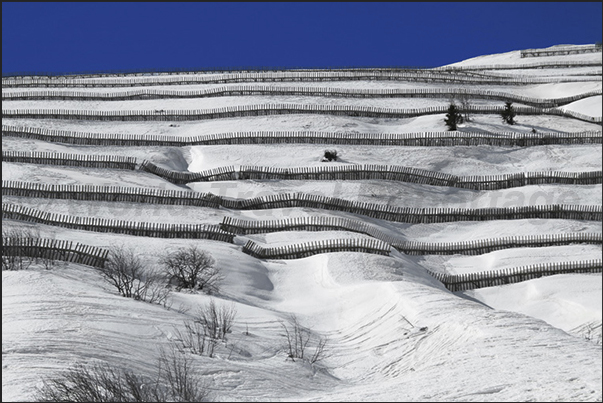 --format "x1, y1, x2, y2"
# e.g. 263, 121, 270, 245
98, 245, 143, 298
160, 246, 222, 293
34, 347, 210, 402
98, 245, 171, 306
280, 314, 328, 364
458, 94, 473, 122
